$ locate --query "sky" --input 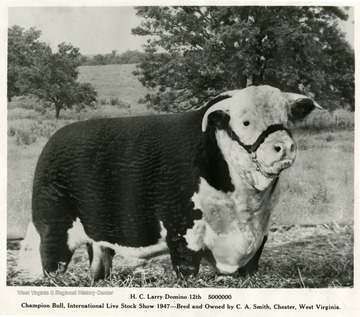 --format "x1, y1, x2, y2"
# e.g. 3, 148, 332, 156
8, 7, 149, 55
8, 6, 355, 56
